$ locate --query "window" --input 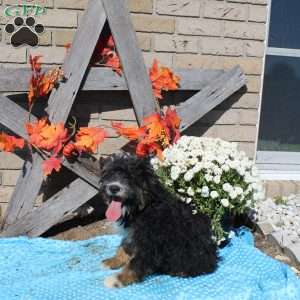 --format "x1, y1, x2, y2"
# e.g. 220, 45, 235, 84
257, 0, 300, 175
